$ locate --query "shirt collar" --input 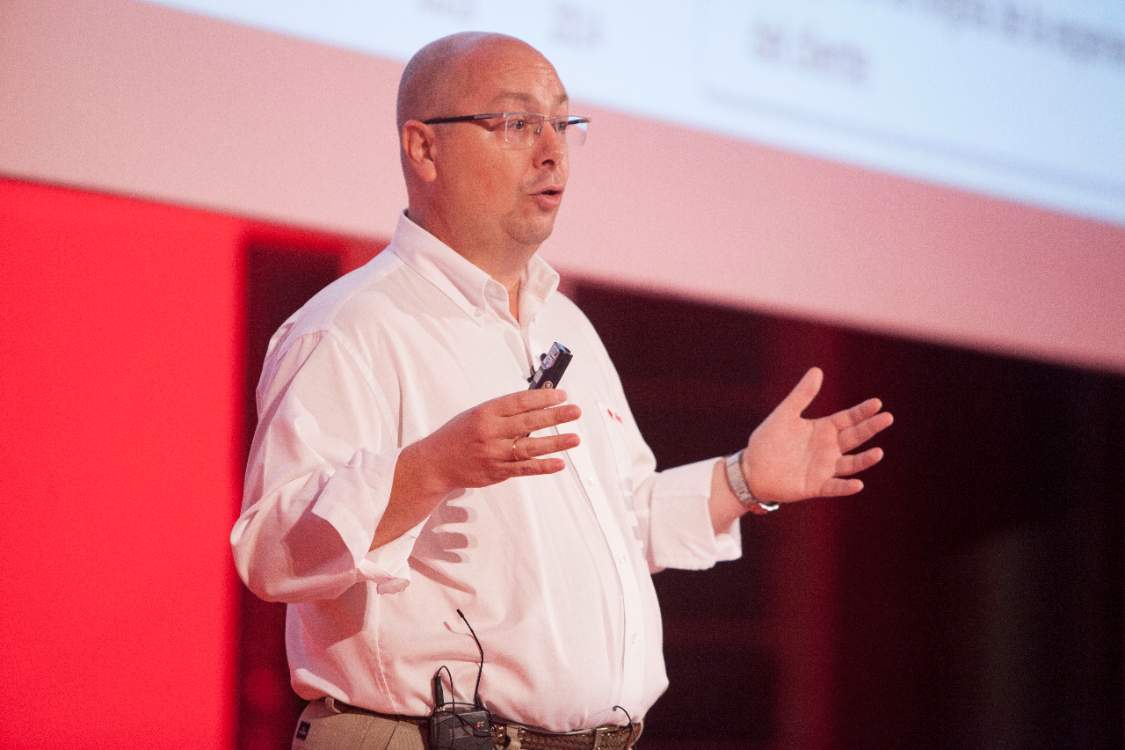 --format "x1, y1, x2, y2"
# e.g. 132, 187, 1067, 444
388, 211, 560, 324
